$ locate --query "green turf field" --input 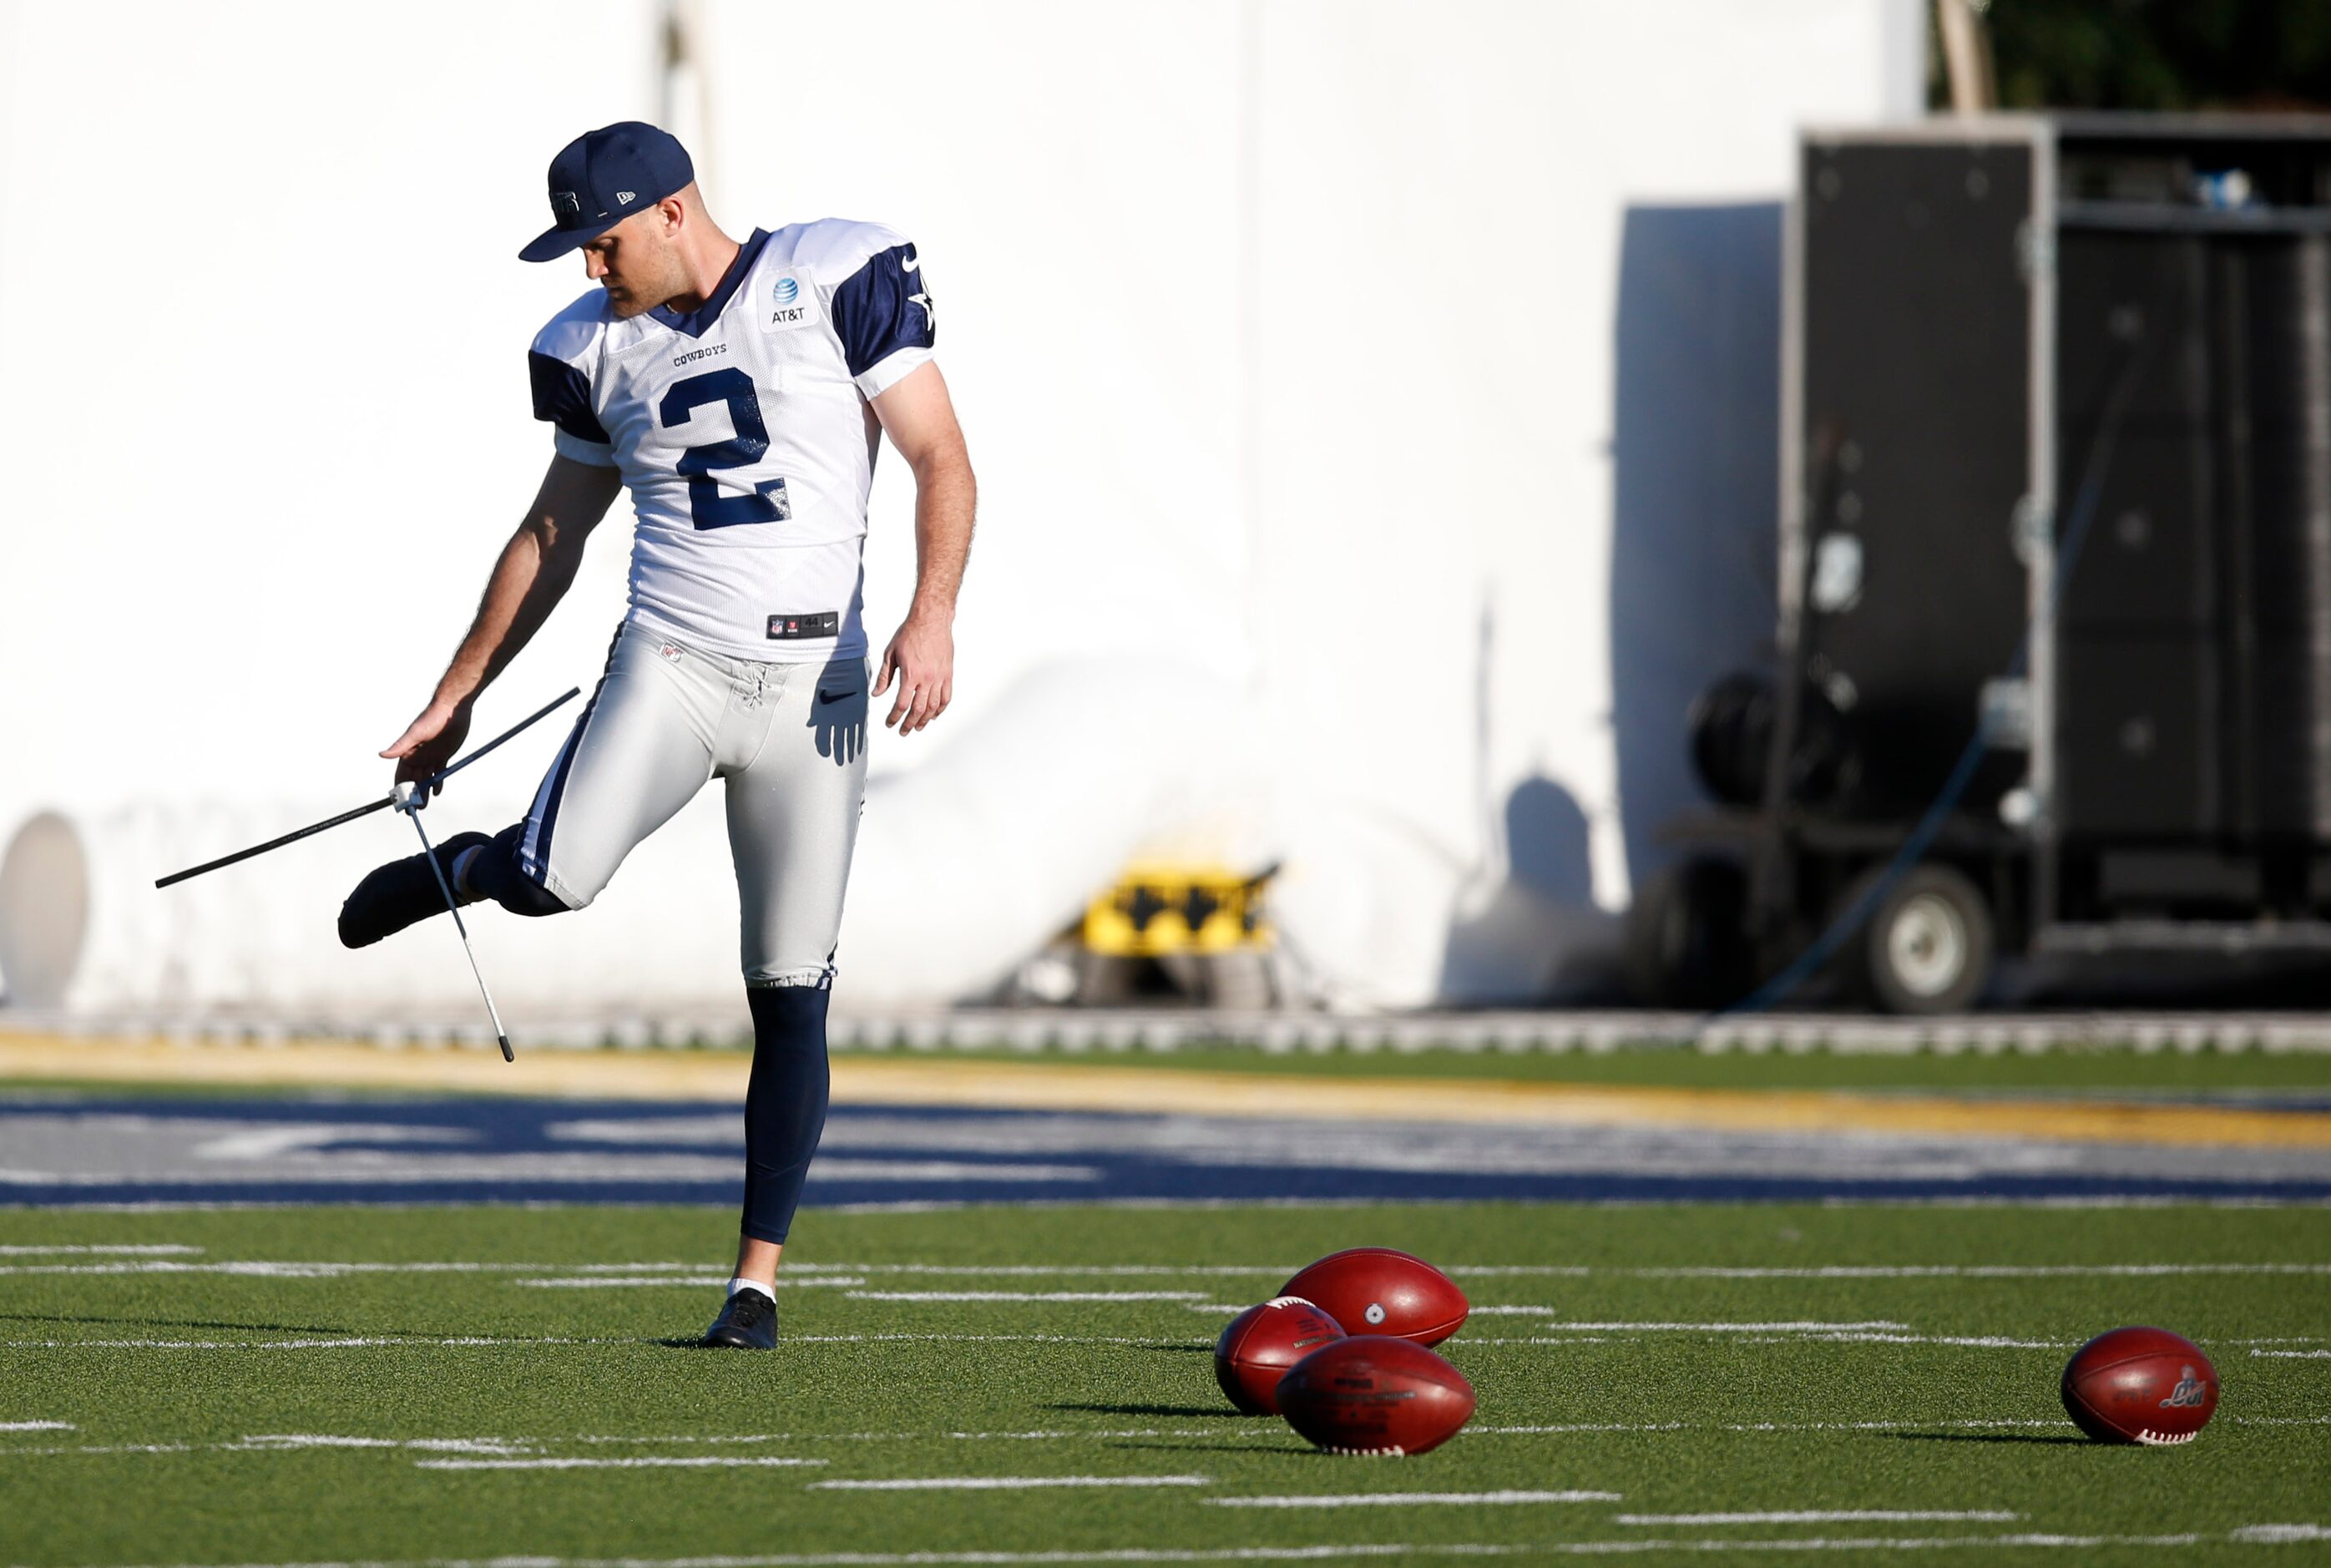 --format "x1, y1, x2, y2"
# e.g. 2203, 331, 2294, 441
1, 1201, 2326, 1565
